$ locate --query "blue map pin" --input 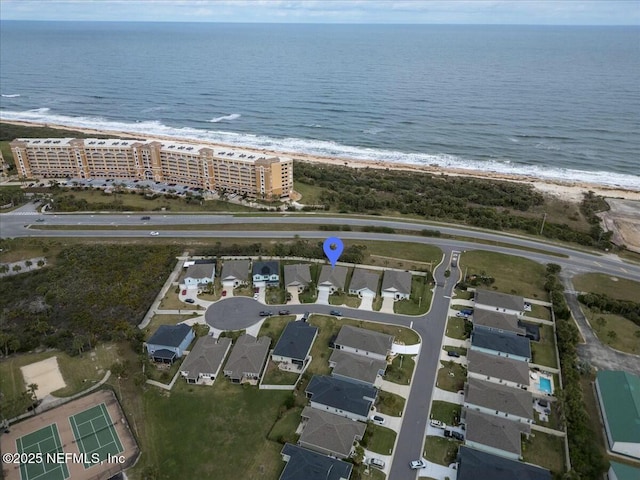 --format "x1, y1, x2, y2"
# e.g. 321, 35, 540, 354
323, 237, 344, 268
